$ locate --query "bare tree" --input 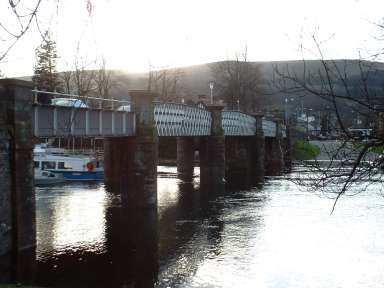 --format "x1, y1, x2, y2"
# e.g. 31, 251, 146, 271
73, 53, 96, 97
273, 33, 384, 210
61, 68, 73, 94
60, 51, 118, 108
209, 47, 264, 112
94, 57, 116, 103
1, 0, 93, 73
0, 0, 43, 62
147, 65, 185, 102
